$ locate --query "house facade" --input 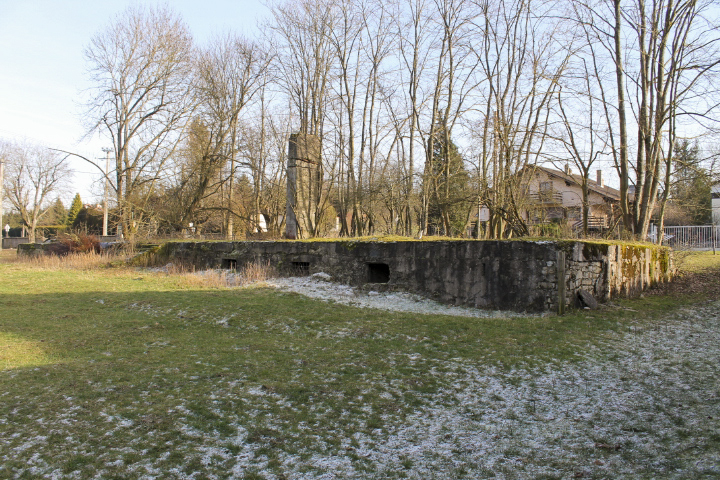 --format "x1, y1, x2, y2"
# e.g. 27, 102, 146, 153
520, 166, 621, 230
